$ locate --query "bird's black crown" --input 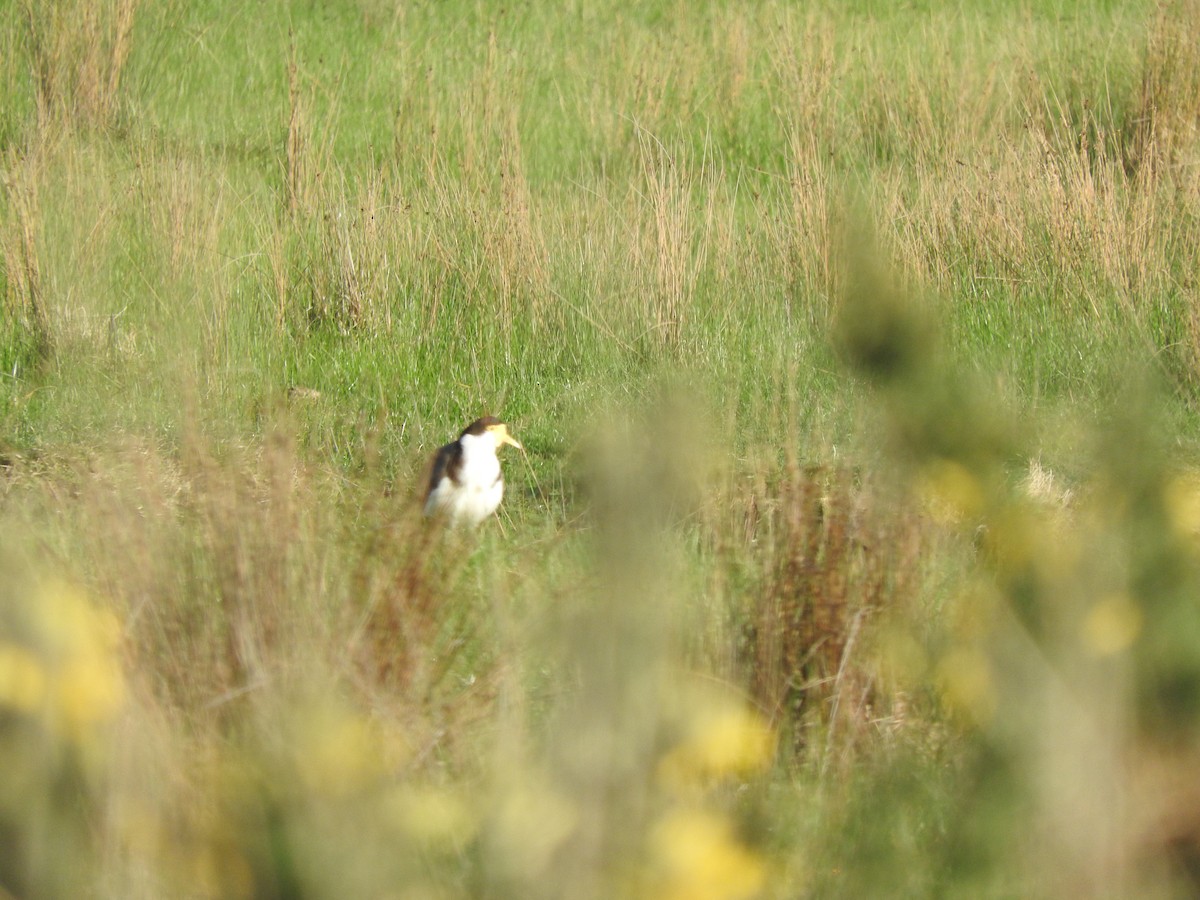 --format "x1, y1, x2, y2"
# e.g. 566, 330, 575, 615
461, 416, 504, 437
